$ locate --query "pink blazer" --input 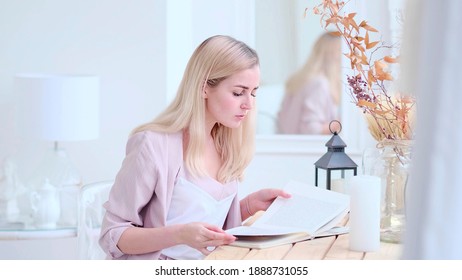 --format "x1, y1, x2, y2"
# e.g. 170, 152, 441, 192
99, 130, 243, 259
277, 76, 339, 134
